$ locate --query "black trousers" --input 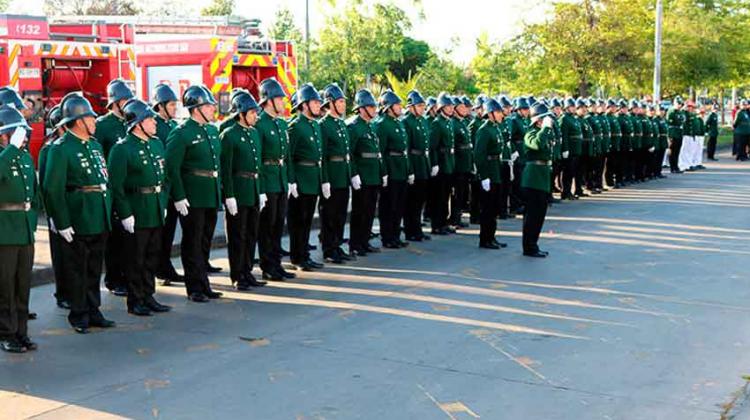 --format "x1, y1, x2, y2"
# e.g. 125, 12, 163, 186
499, 163, 511, 215
522, 188, 548, 253
60, 233, 107, 328
259, 192, 287, 272
179, 207, 217, 296
157, 200, 180, 278
479, 183, 500, 244
510, 162, 524, 210
404, 179, 428, 237
104, 219, 126, 290
226, 205, 260, 283
320, 187, 349, 256
125, 227, 161, 307
706, 135, 717, 159
425, 177, 437, 221
450, 173, 471, 225
652, 149, 666, 176
669, 138, 683, 171
469, 179, 481, 222
551, 161, 562, 194
48, 221, 68, 303
350, 185, 379, 251
0, 244, 33, 340
431, 173, 452, 230
737, 134, 750, 160
379, 180, 408, 243
288, 193, 318, 264
561, 157, 577, 196
604, 153, 616, 186
202, 208, 218, 269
